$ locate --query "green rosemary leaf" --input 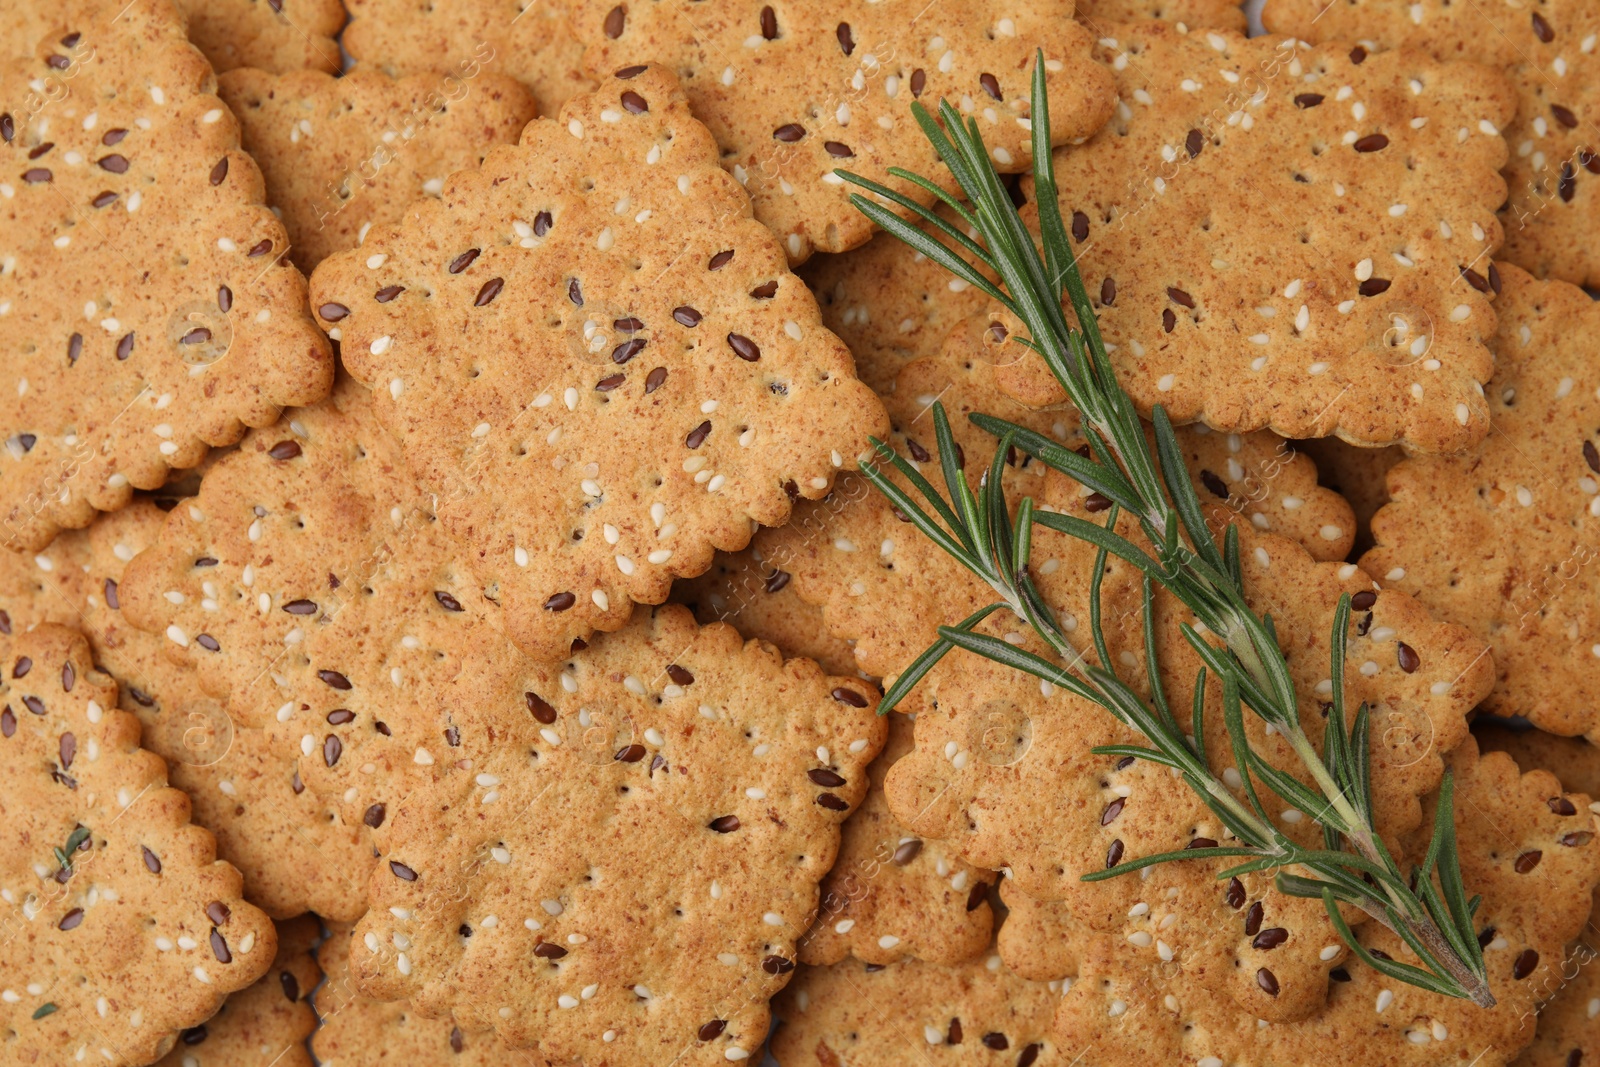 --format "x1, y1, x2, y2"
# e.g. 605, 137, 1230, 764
1089, 743, 1184, 769
1029, 510, 1165, 584
844, 192, 1010, 307
1220, 673, 1269, 822
1430, 774, 1487, 972
1079, 844, 1261, 881
984, 430, 1018, 570
1087, 508, 1116, 676
1222, 522, 1241, 587
968, 414, 1142, 510
1140, 575, 1175, 734
1150, 407, 1226, 575
1027, 56, 1074, 311
931, 404, 984, 554
1348, 702, 1375, 825
31, 1003, 56, 1021
1320, 890, 1463, 997
1190, 665, 1208, 763
937, 627, 1102, 707
879, 167, 984, 233
1013, 497, 1036, 581
1178, 624, 1274, 730
878, 603, 1008, 714
1276, 871, 1365, 907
